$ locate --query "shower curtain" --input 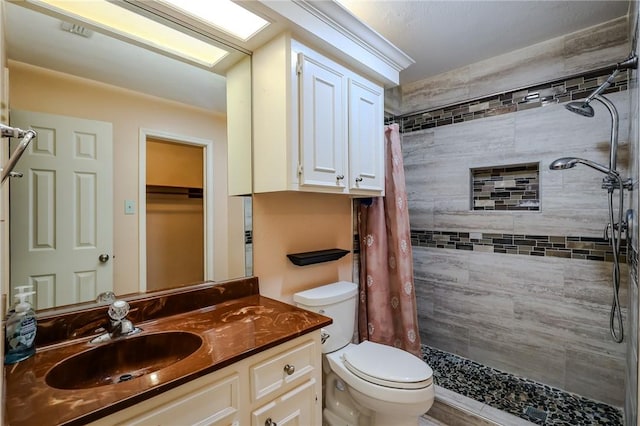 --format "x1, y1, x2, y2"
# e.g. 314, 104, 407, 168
357, 123, 422, 358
